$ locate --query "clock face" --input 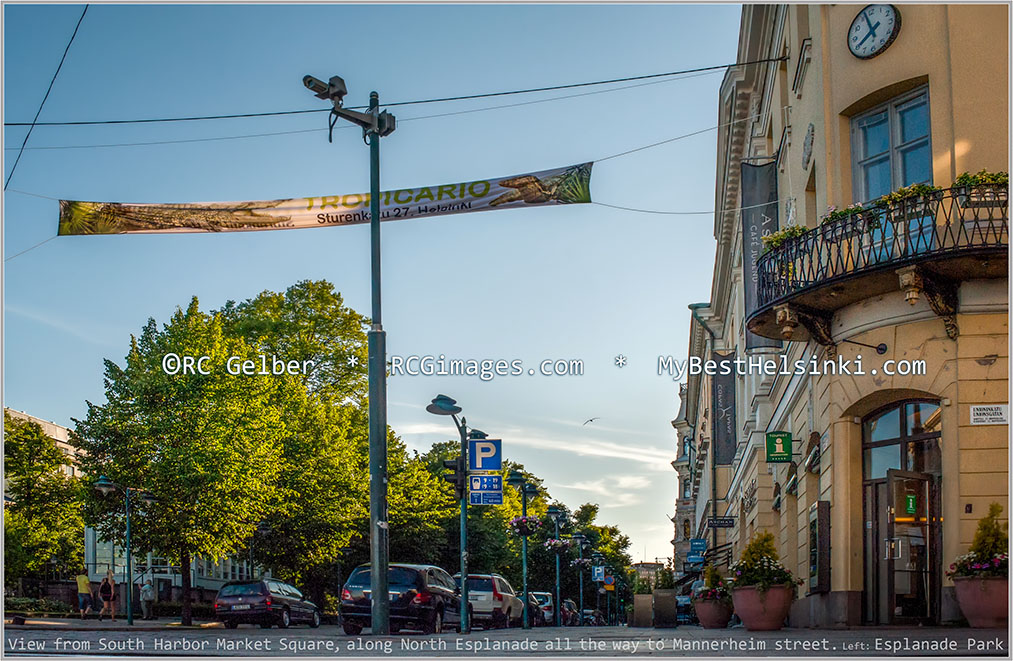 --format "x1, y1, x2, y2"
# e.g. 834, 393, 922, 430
848, 4, 901, 59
